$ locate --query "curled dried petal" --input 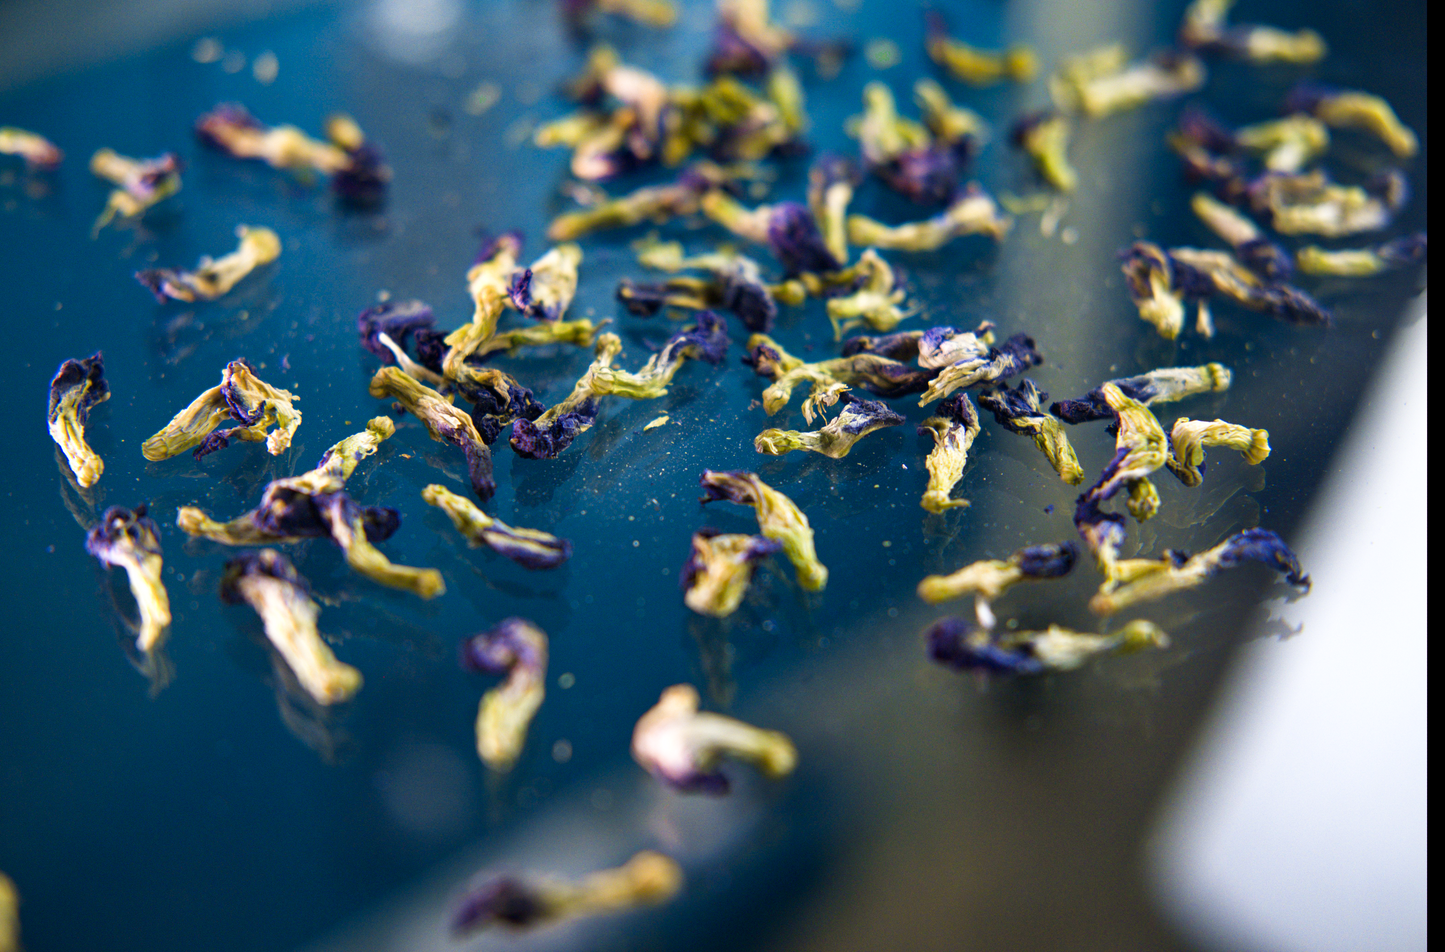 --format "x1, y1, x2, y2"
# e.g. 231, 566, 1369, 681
754, 394, 904, 458
681, 529, 781, 617
423, 484, 572, 569
928, 617, 1167, 674
917, 392, 980, 513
